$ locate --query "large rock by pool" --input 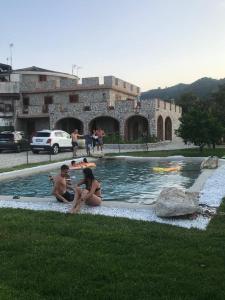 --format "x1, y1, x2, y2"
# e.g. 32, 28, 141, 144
155, 187, 199, 217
